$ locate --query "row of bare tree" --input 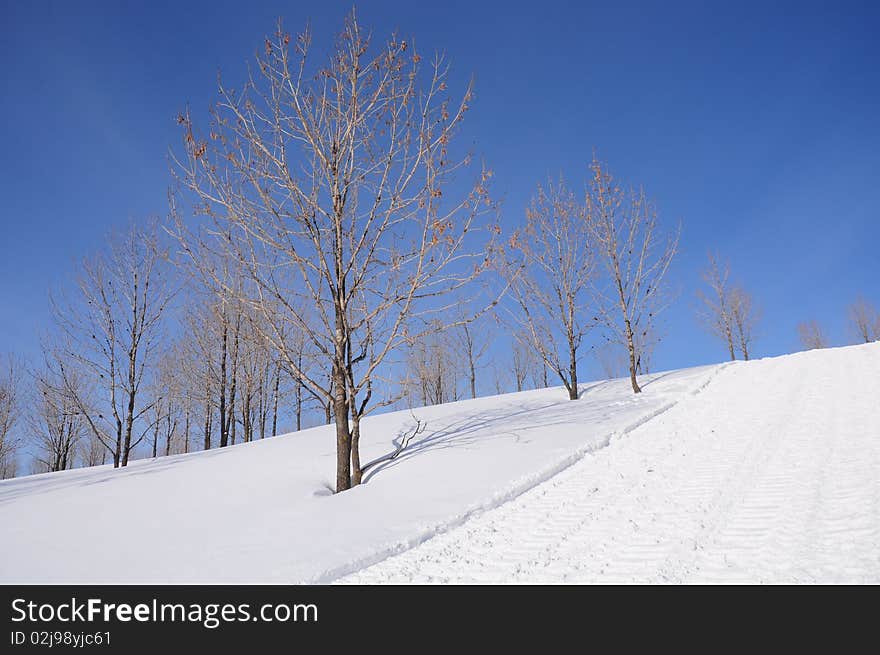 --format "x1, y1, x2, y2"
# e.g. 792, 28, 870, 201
499, 163, 679, 399
696, 250, 878, 356
796, 296, 879, 351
